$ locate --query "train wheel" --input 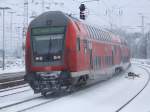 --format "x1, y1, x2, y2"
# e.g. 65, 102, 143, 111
66, 85, 75, 94
41, 92, 47, 97
115, 68, 119, 75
